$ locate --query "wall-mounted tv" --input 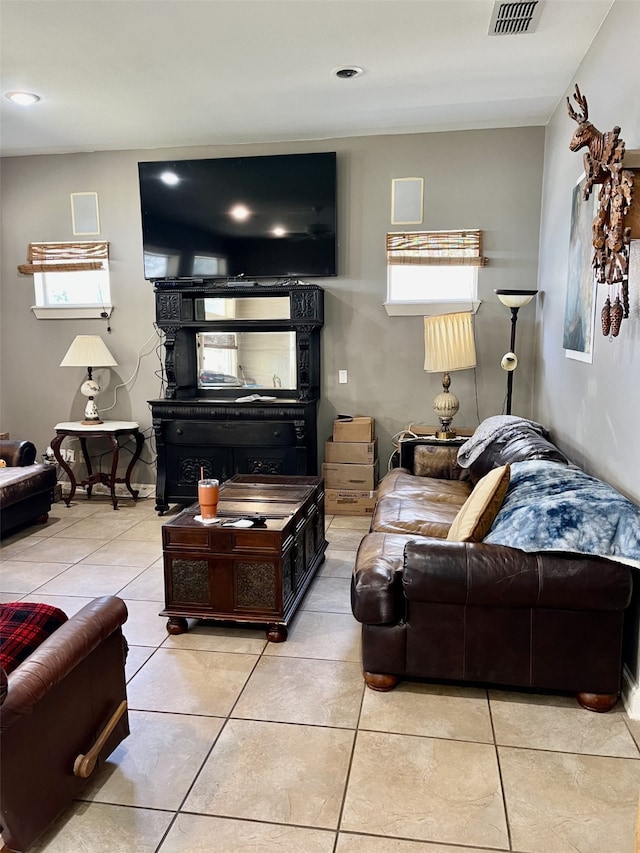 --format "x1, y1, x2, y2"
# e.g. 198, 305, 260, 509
138, 151, 337, 282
